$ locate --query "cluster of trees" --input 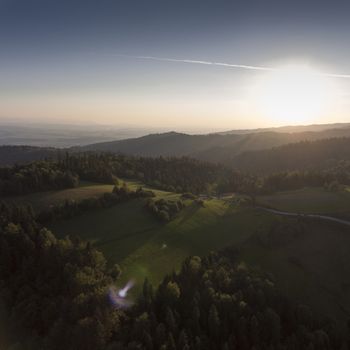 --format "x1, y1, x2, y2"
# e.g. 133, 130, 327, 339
0, 161, 79, 196
146, 198, 185, 222
59, 153, 229, 194
38, 183, 155, 223
231, 137, 350, 175
0, 152, 228, 198
0, 202, 121, 349
2, 148, 350, 203
216, 173, 257, 196
59, 152, 119, 184
115, 252, 345, 349
0, 145, 59, 166
218, 168, 350, 198
260, 169, 350, 194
